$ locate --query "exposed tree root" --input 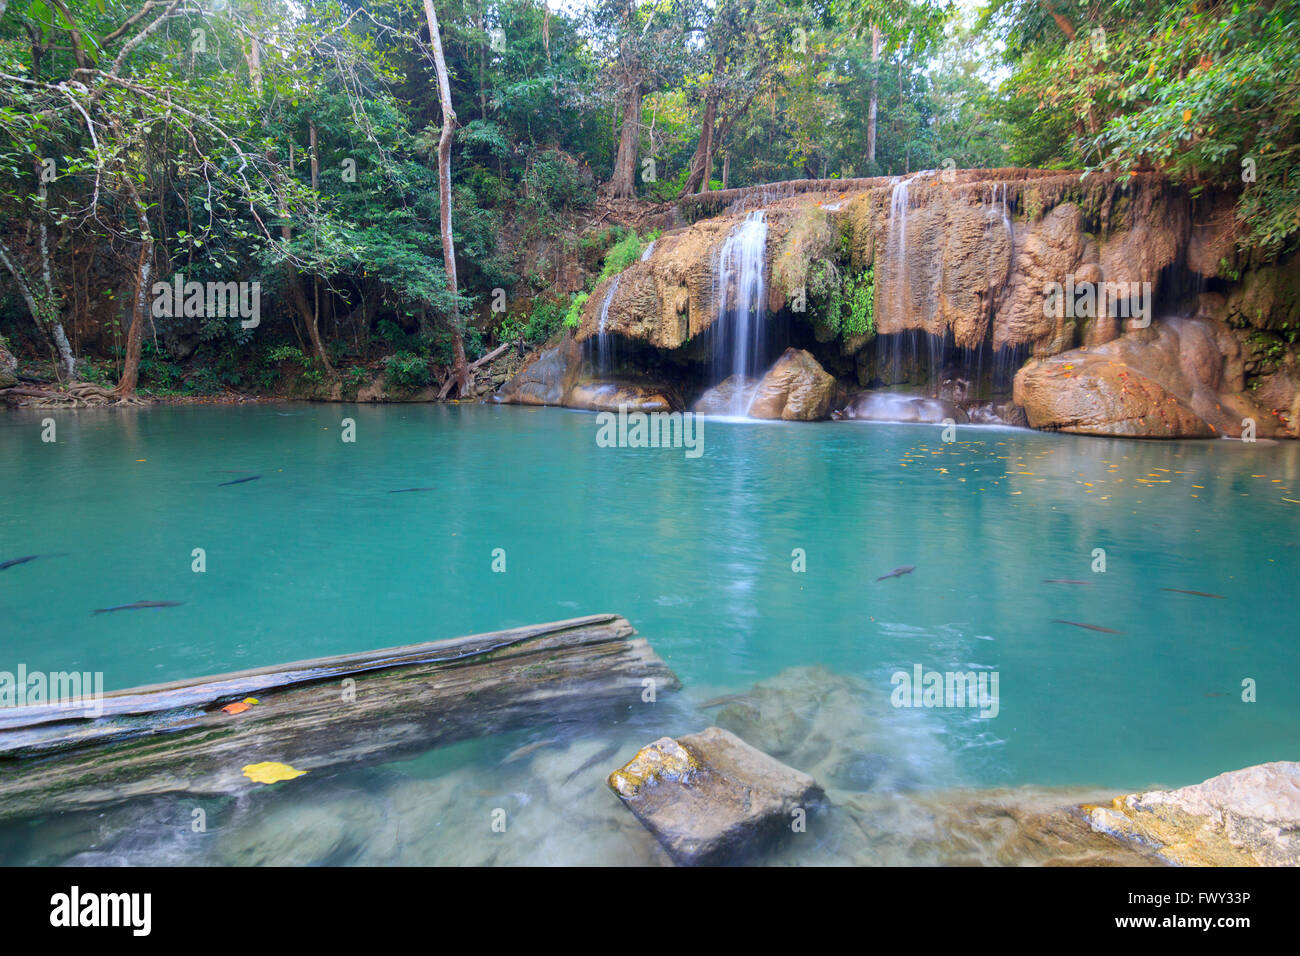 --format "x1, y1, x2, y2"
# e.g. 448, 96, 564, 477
0, 381, 150, 407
